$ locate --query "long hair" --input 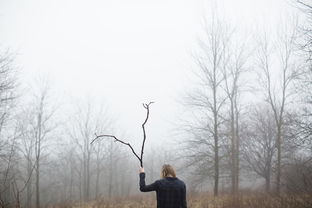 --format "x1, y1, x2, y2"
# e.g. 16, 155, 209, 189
161, 164, 176, 178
